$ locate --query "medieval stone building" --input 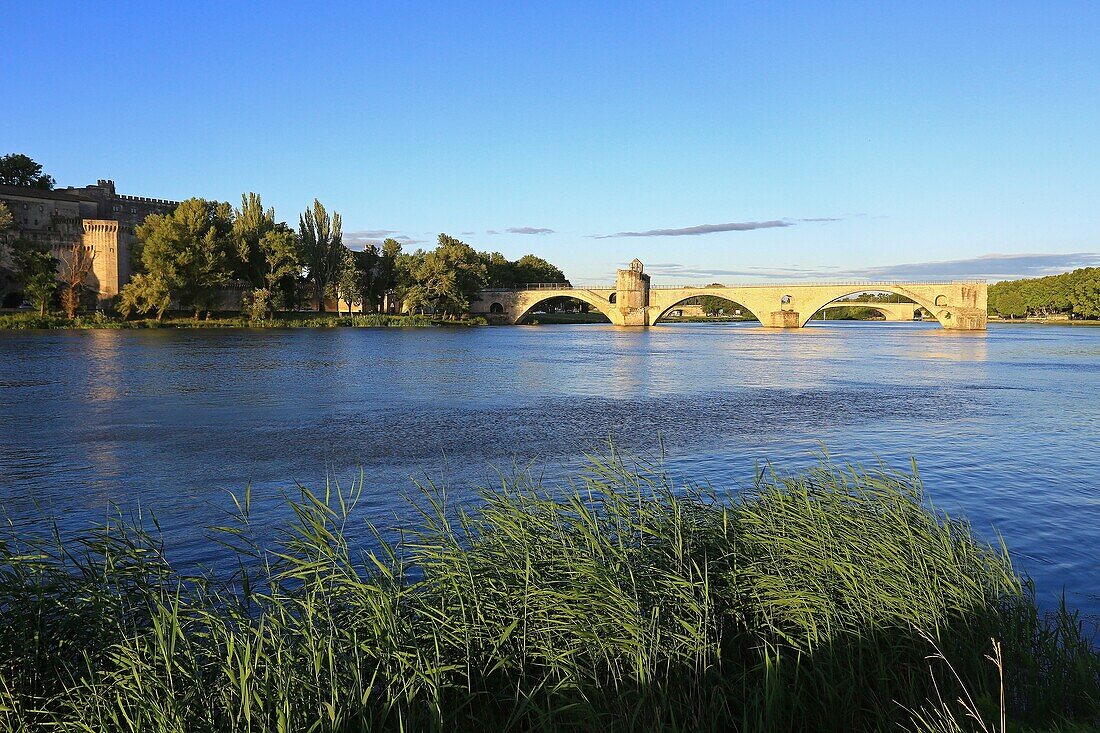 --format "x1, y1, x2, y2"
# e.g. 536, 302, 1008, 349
0, 179, 177, 304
